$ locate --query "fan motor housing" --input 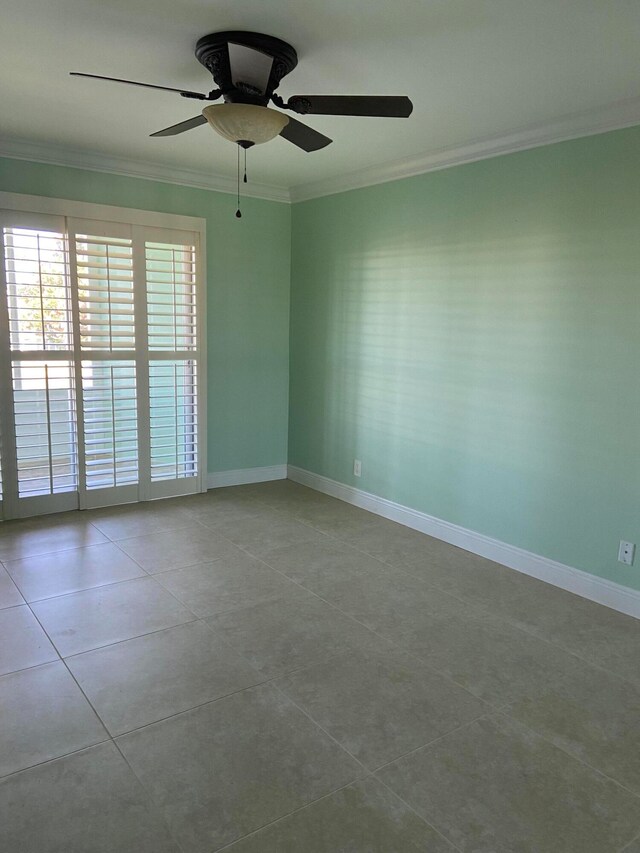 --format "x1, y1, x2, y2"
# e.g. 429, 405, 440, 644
195, 31, 298, 105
